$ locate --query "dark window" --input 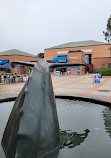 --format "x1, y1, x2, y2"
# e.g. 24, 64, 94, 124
102, 64, 105, 68
89, 54, 92, 64
108, 63, 111, 68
